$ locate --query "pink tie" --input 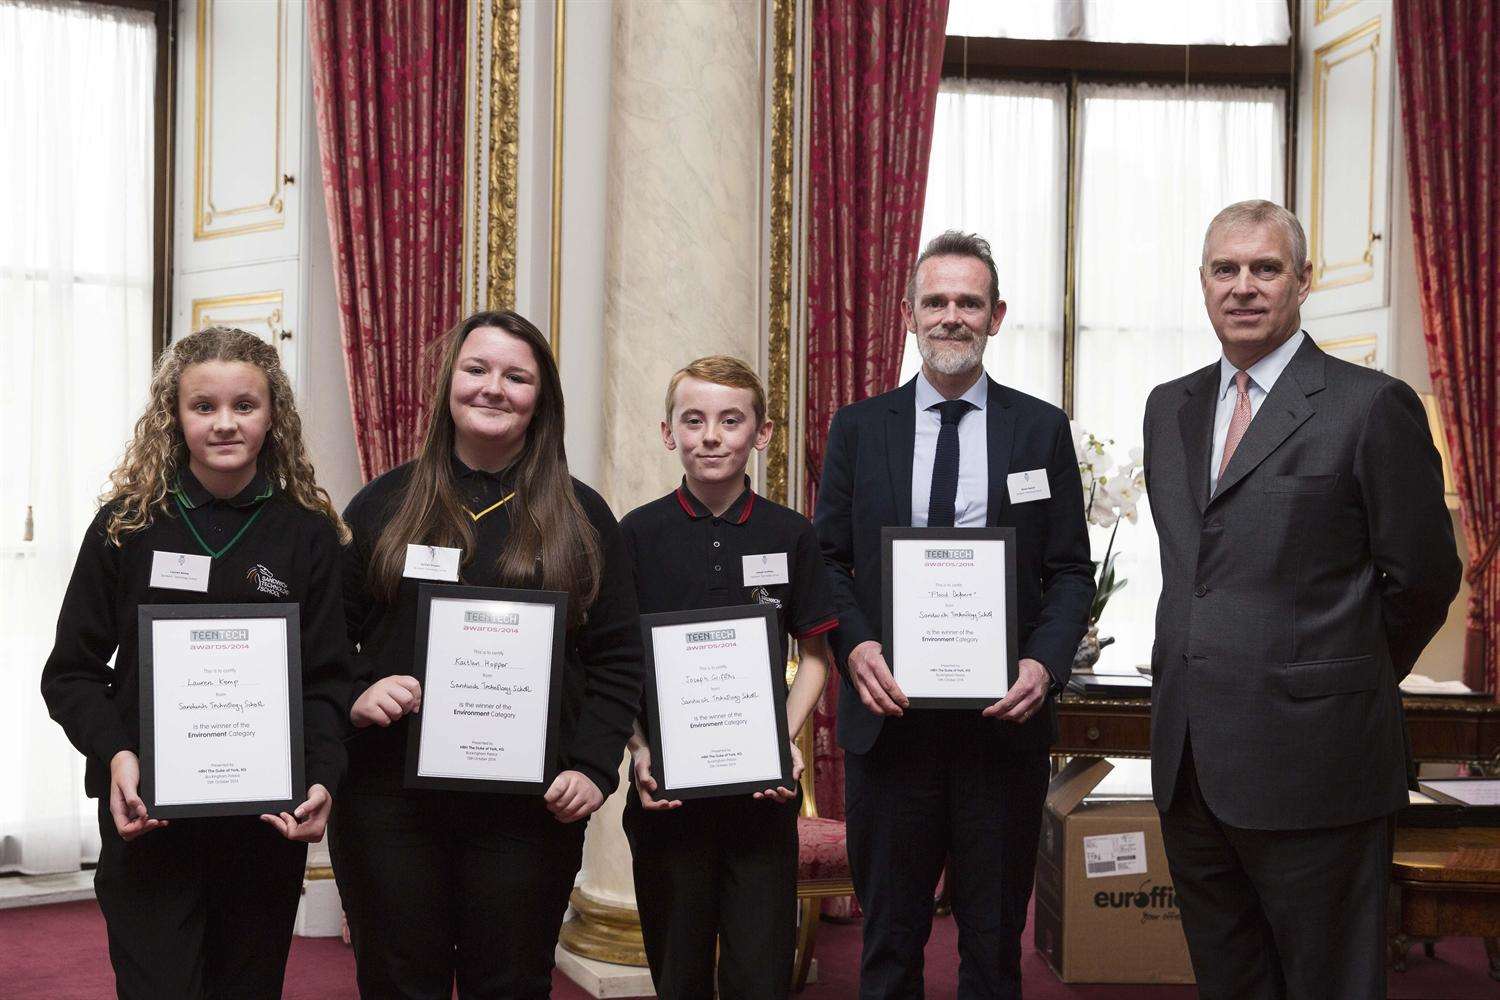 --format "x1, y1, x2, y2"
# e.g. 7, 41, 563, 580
1218, 370, 1253, 478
